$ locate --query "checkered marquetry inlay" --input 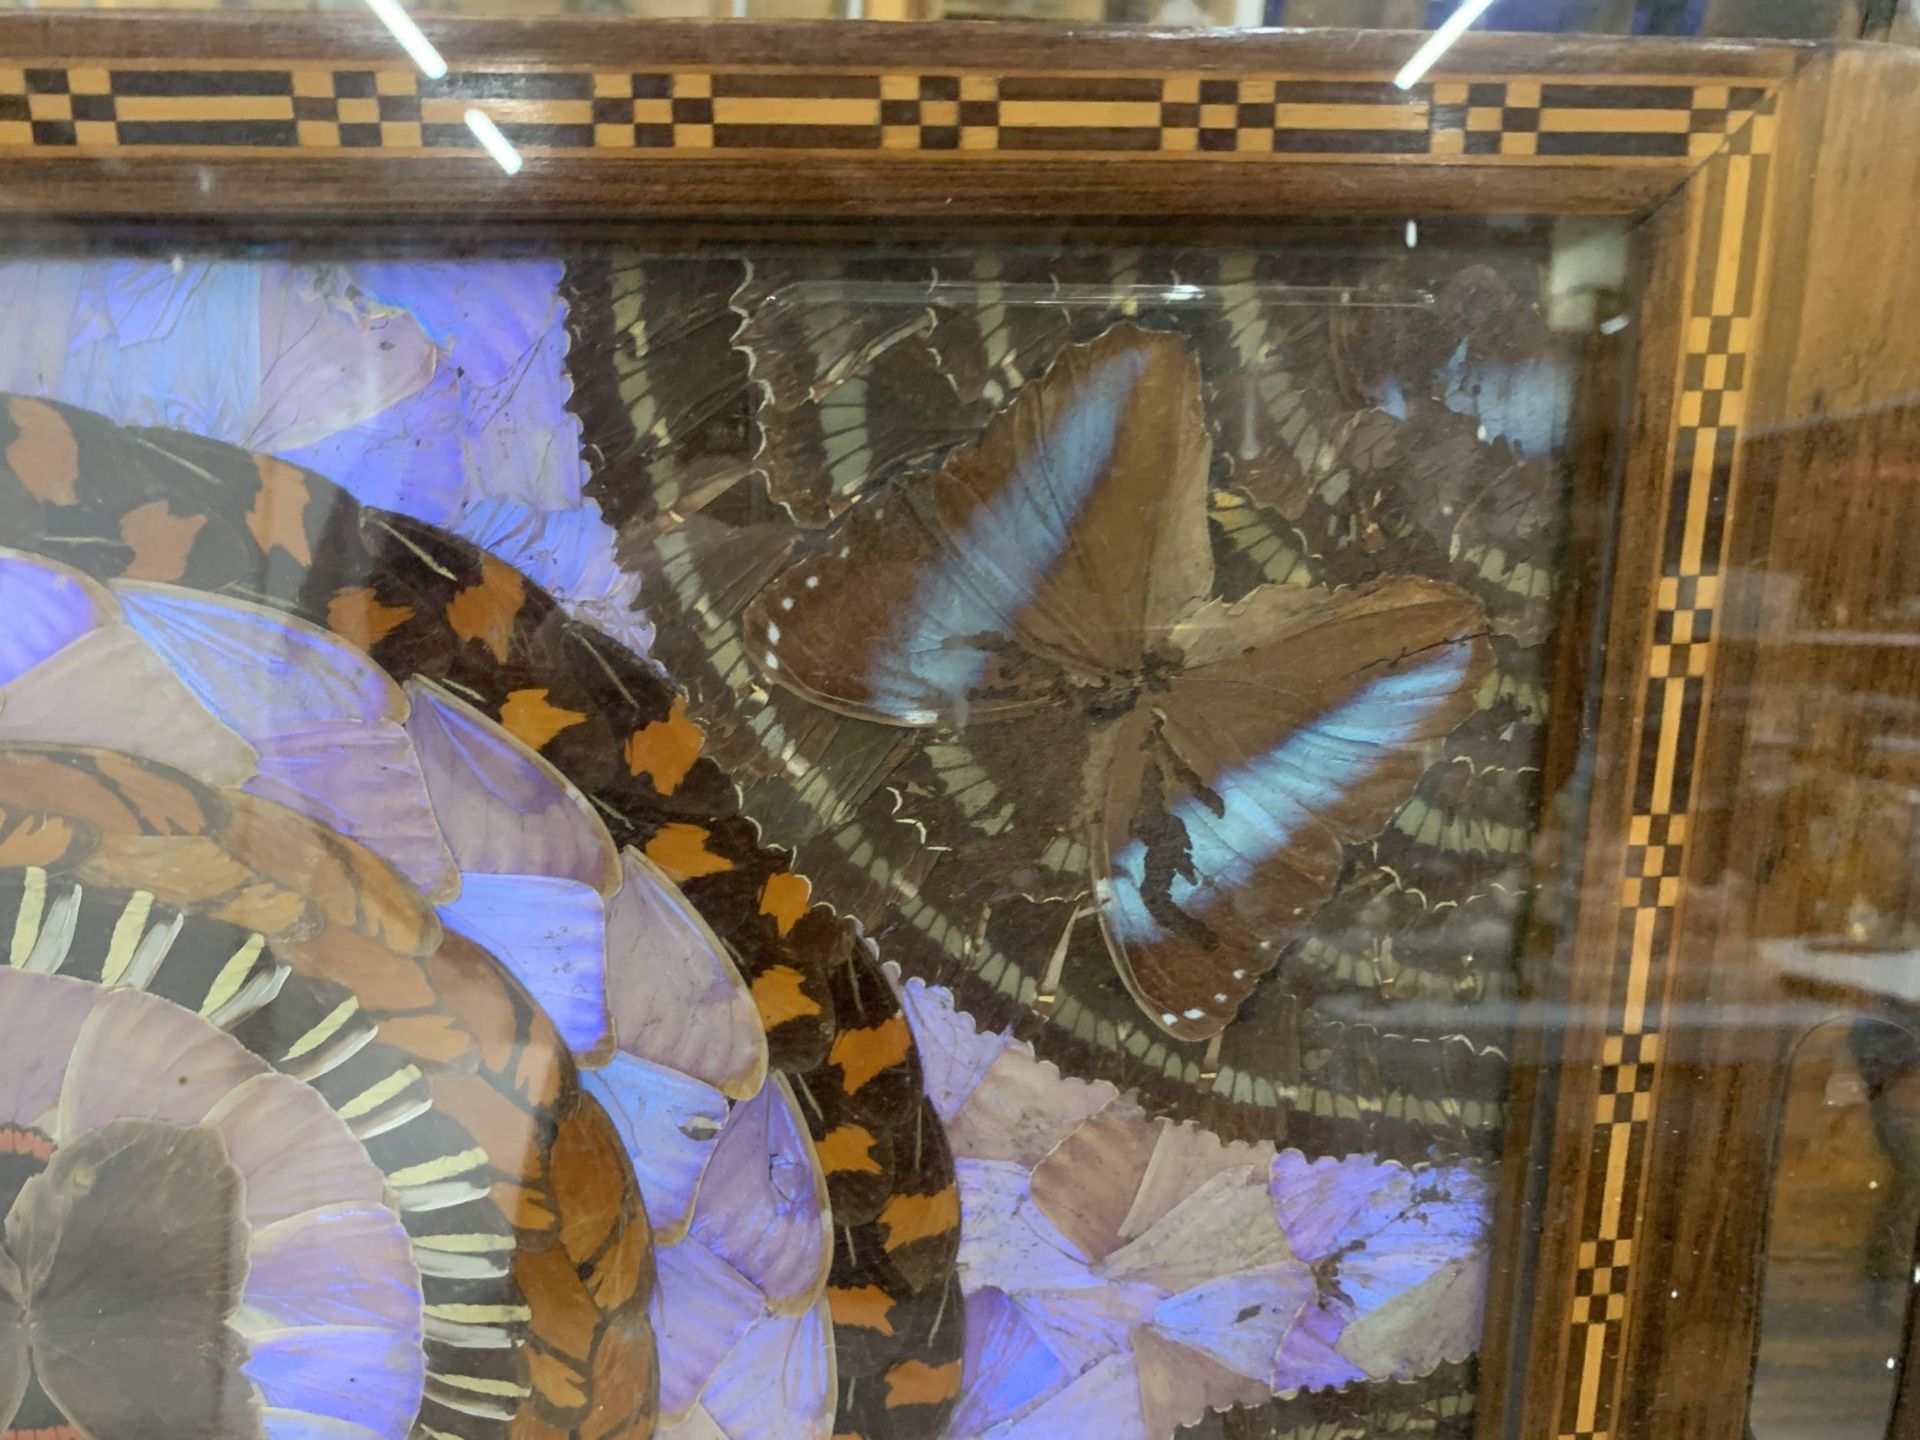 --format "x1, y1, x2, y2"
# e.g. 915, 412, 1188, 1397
0, 63, 1772, 161
1427, 79, 1761, 159
1553, 100, 1779, 1440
